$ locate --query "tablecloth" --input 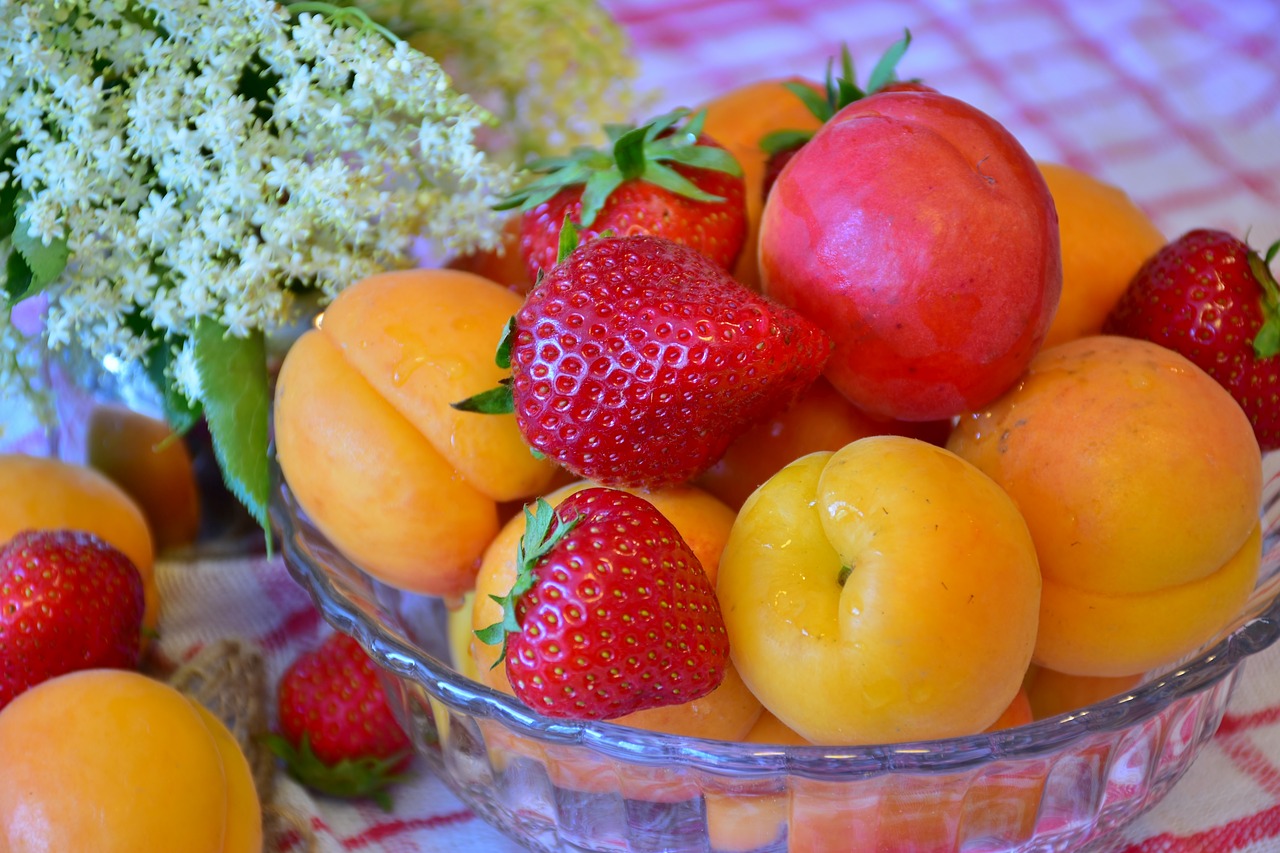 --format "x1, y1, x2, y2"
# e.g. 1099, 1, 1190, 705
7, 0, 1280, 851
